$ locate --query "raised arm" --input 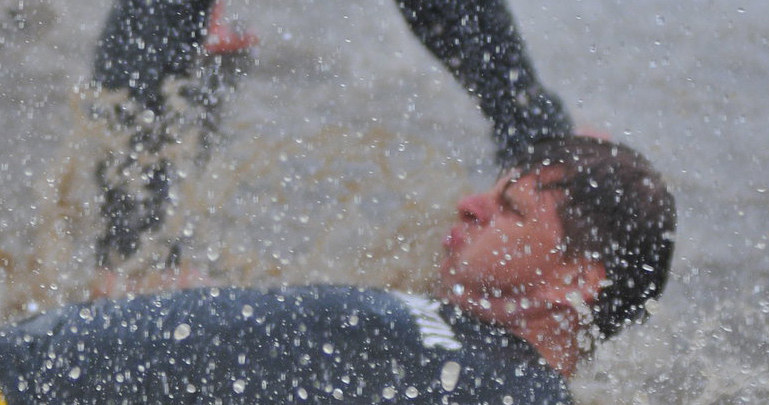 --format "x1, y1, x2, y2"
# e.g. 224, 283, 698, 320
396, 0, 572, 165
